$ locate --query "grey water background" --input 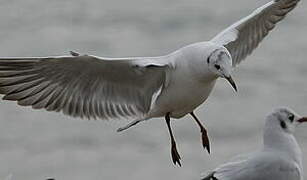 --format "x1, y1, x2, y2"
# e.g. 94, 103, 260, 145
0, 0, 306, 179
